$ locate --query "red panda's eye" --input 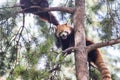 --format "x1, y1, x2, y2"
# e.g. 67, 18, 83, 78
64, 31, 69, 34
64, 31, 68, 33
59, 32, 63, 36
